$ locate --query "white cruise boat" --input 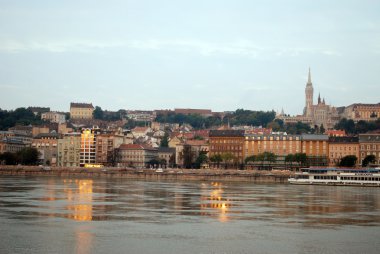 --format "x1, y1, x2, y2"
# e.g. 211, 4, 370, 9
288, 168, 380, 186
